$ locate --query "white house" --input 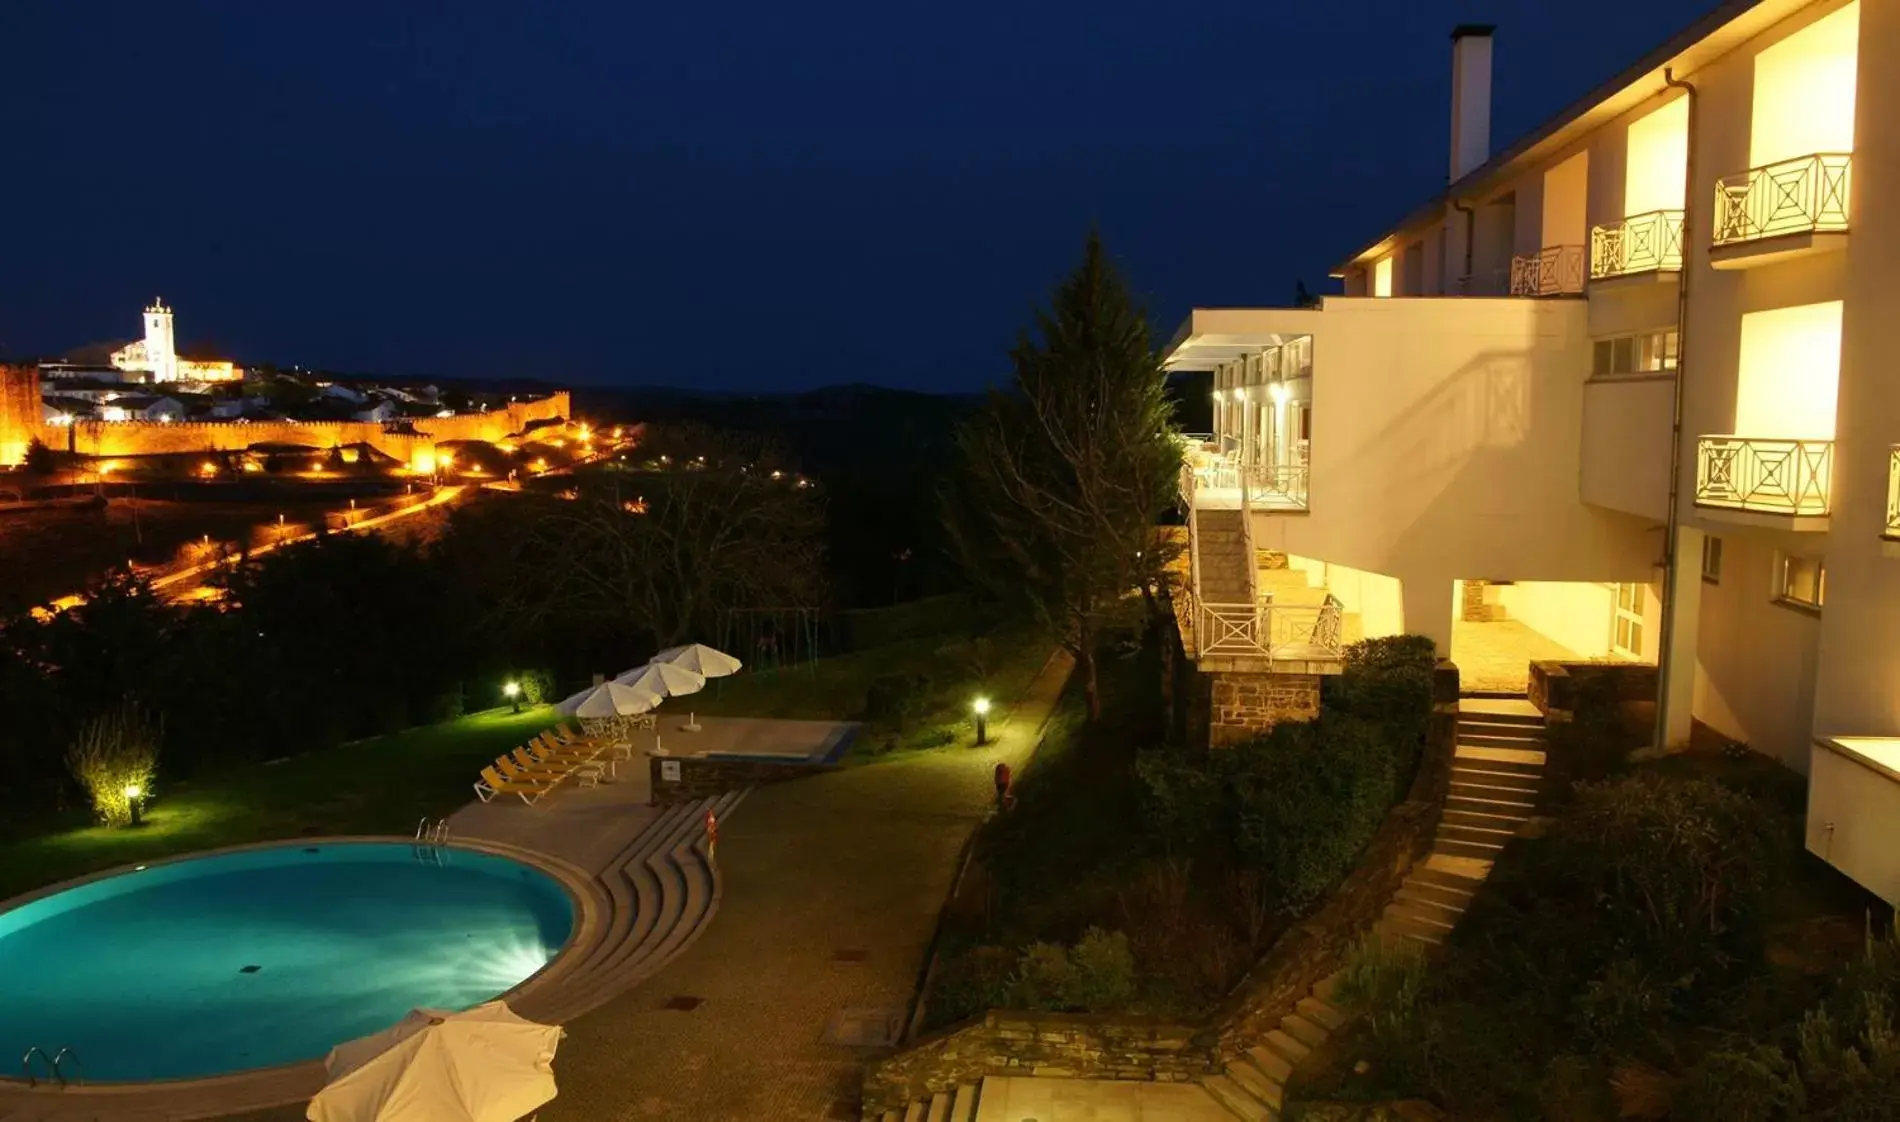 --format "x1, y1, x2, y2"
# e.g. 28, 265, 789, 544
1171, 0, 1900, 904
